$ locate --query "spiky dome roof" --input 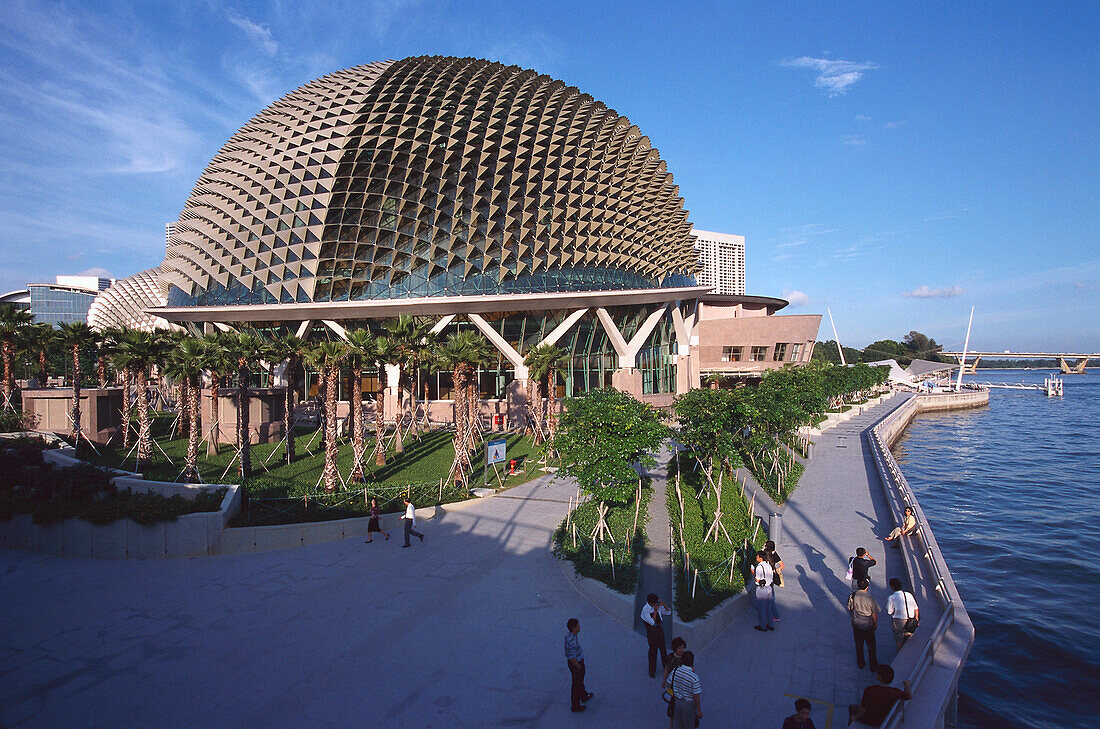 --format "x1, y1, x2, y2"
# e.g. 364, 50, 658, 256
163, 56, 697, 307
88, 267, 169, 332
